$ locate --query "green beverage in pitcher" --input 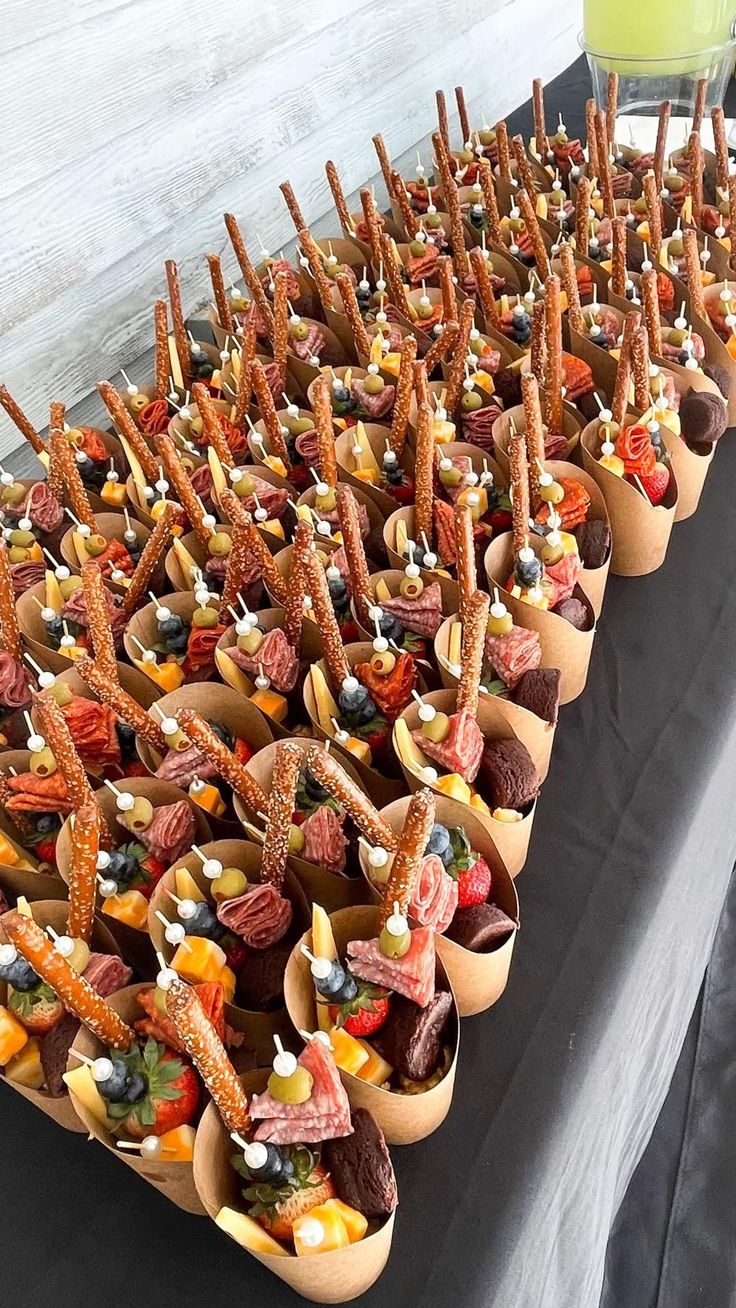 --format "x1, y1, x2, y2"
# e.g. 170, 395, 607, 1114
584, 0, 734, 73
